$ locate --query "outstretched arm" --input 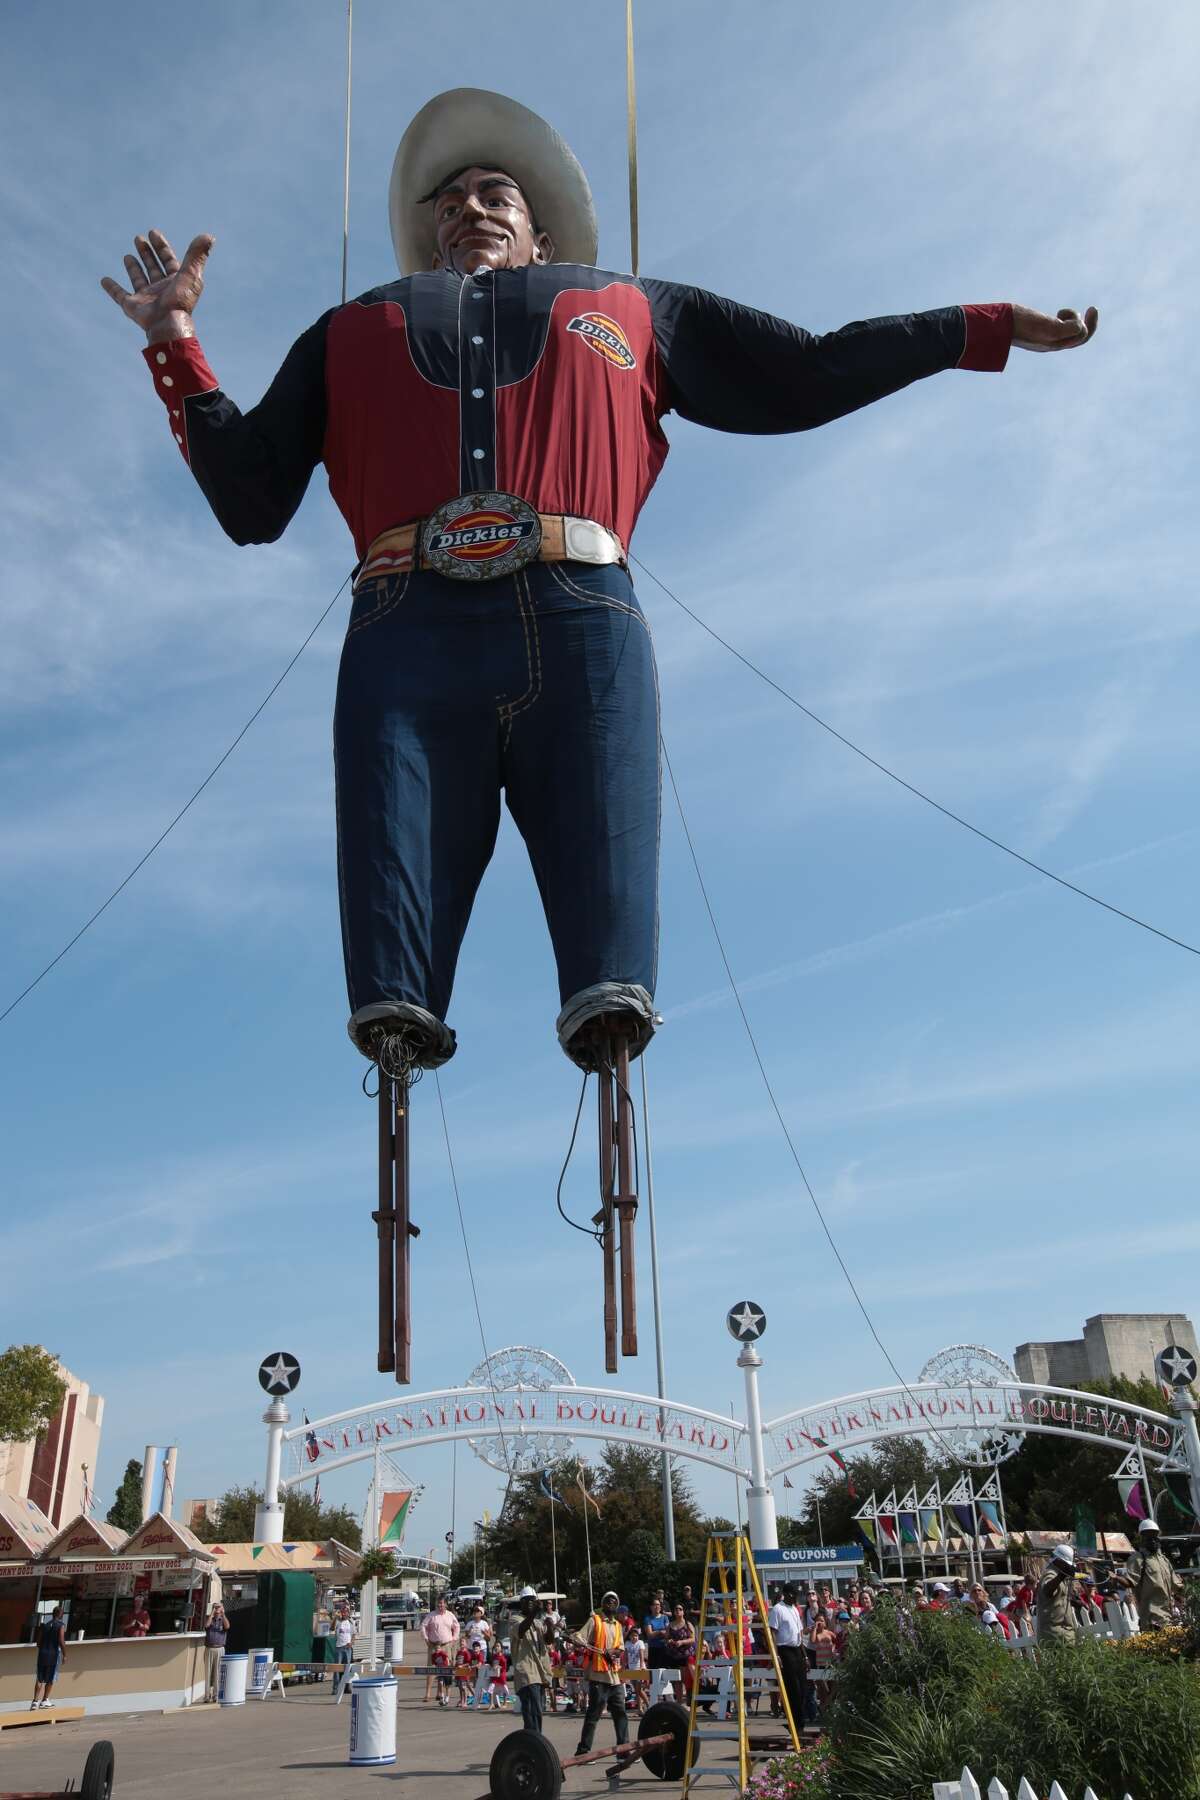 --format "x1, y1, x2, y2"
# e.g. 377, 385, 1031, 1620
643, 280, 1096, 435
101, 229, 329, 545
